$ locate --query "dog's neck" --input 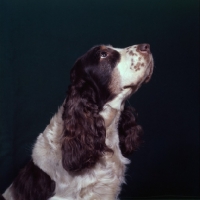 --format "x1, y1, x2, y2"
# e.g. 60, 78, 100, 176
100, 92, 128, 153
100, 104, 123, 128
100, 89, 130, 128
